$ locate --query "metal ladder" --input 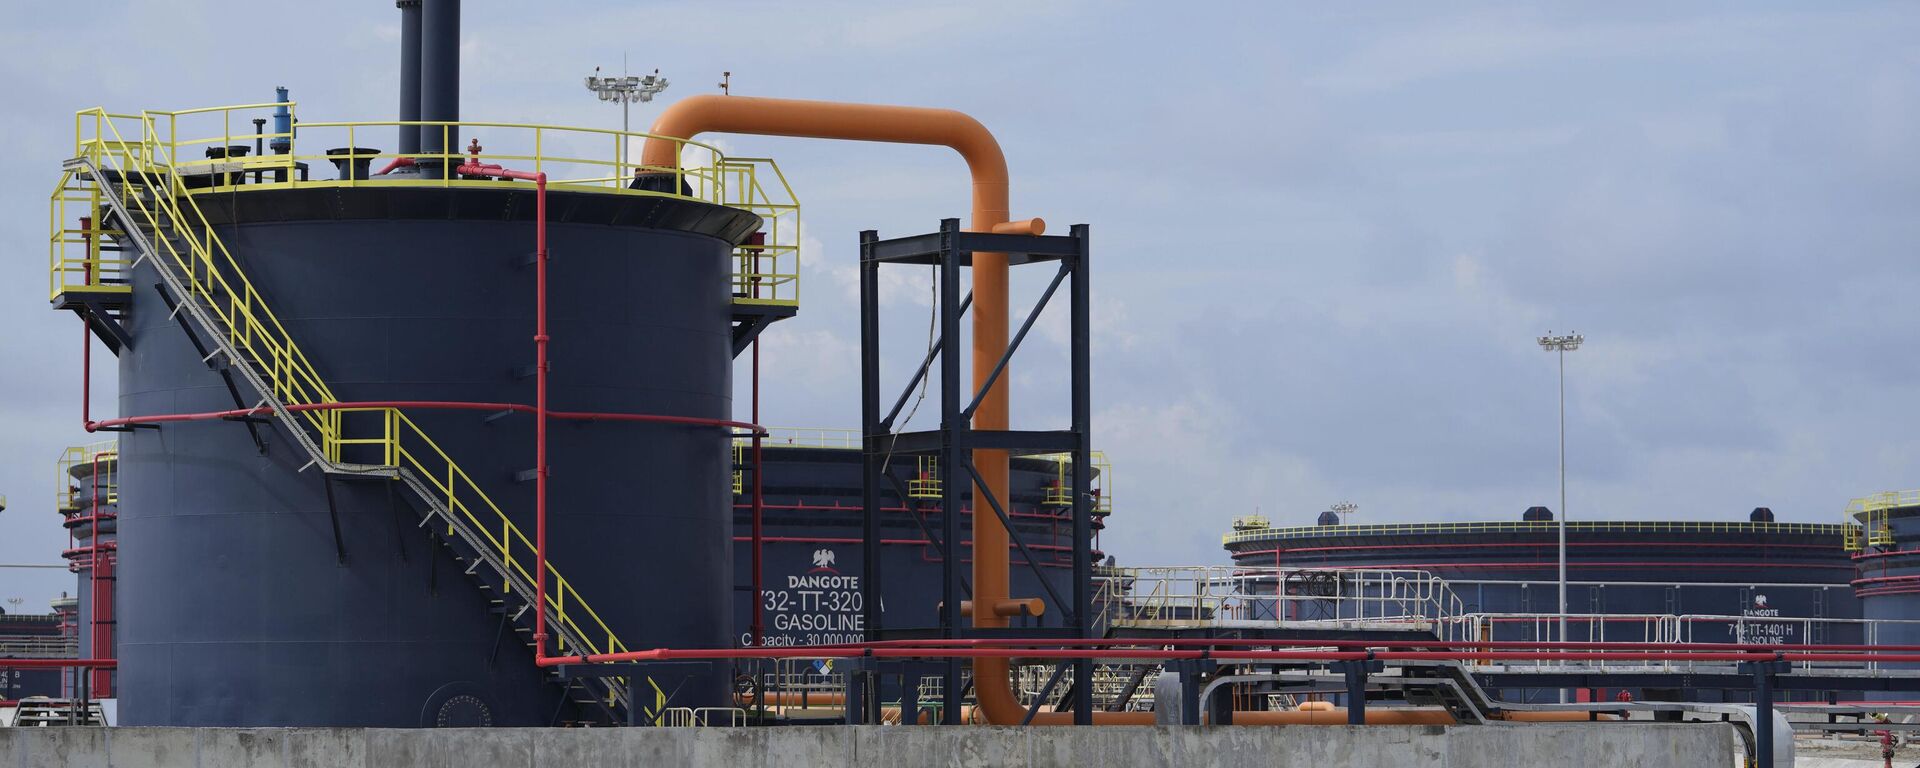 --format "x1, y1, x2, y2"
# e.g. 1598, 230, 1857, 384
64, 145, 641, 724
